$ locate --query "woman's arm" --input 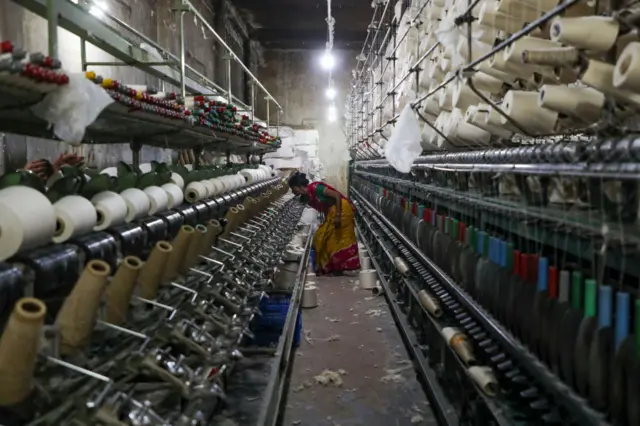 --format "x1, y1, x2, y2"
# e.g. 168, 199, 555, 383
322, 187, 343, 227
